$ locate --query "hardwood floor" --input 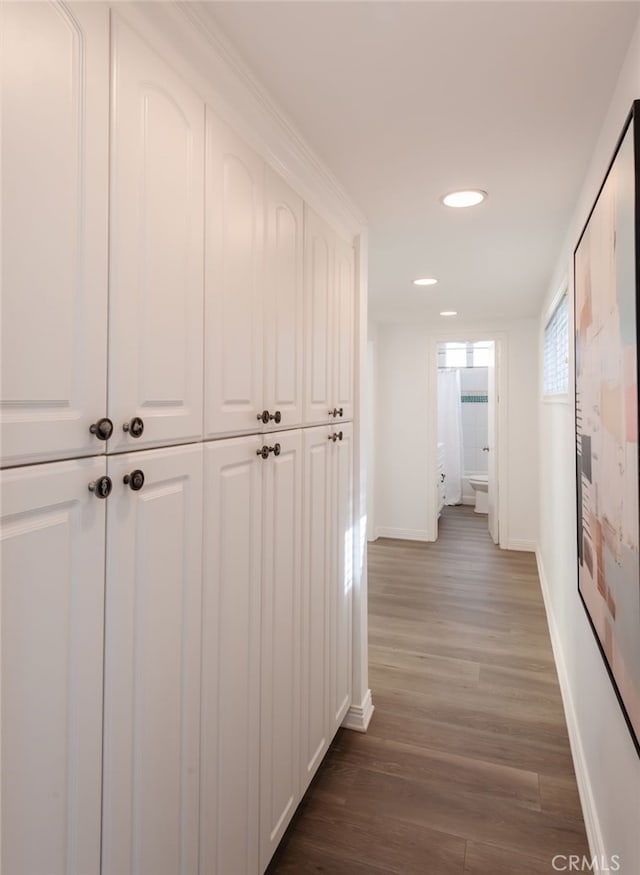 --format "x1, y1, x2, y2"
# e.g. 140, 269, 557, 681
268, 505, 589, 874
